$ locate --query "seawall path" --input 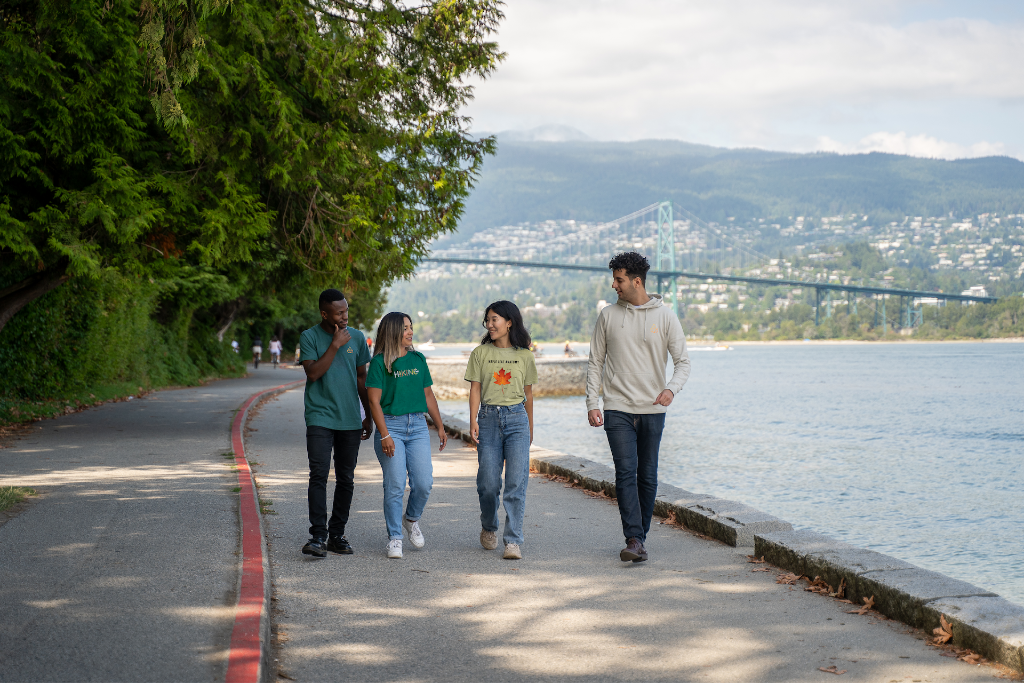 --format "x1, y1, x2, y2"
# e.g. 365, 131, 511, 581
245, 387, 1015, 682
